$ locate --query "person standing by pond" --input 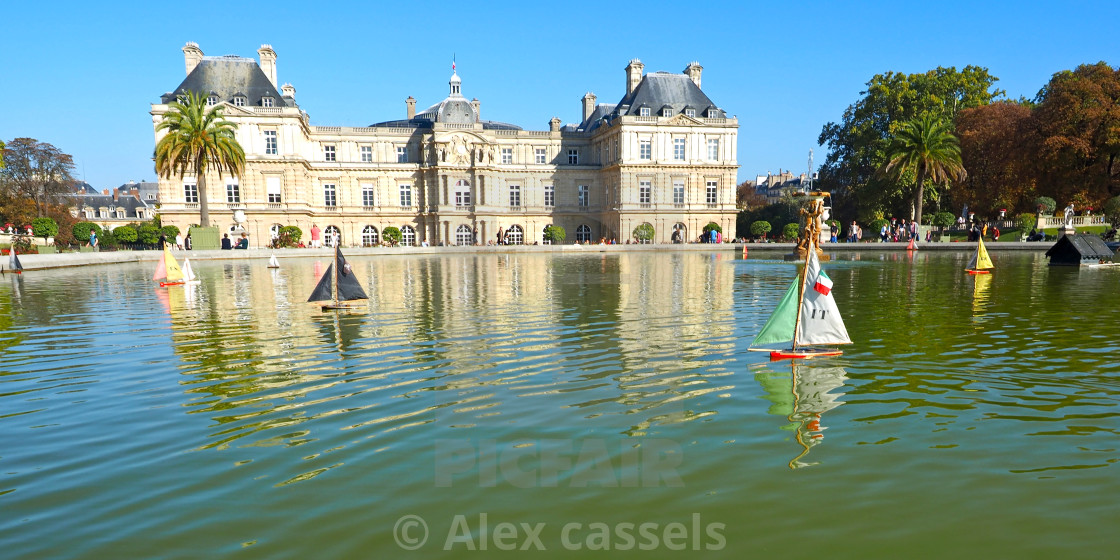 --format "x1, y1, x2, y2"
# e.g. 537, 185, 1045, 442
310, 224, 322, 248
87, 229, 98, 249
